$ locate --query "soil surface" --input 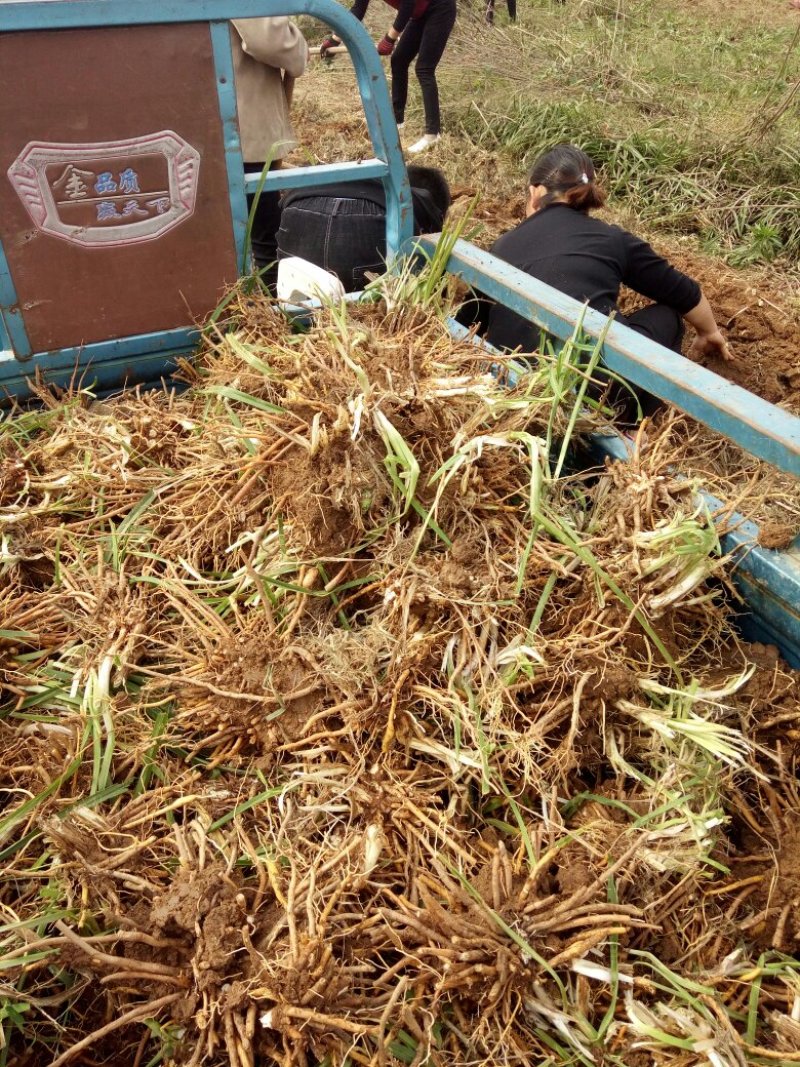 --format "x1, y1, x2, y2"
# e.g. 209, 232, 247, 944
647, 246, 800, 412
